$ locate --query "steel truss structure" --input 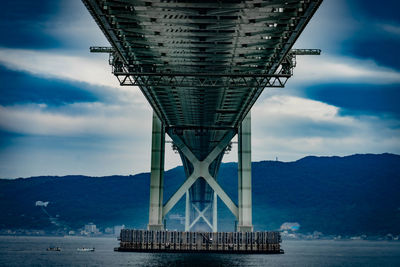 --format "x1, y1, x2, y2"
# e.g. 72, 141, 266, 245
114, 72, 290, 88
83, 0, 322, 232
